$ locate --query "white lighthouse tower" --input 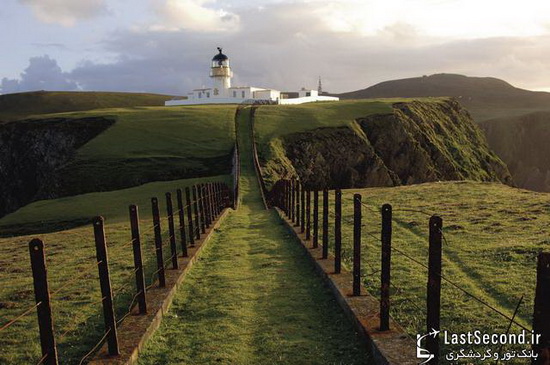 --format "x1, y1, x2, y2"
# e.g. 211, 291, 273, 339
209, 47, 232, 97
164, 47, 339, 105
